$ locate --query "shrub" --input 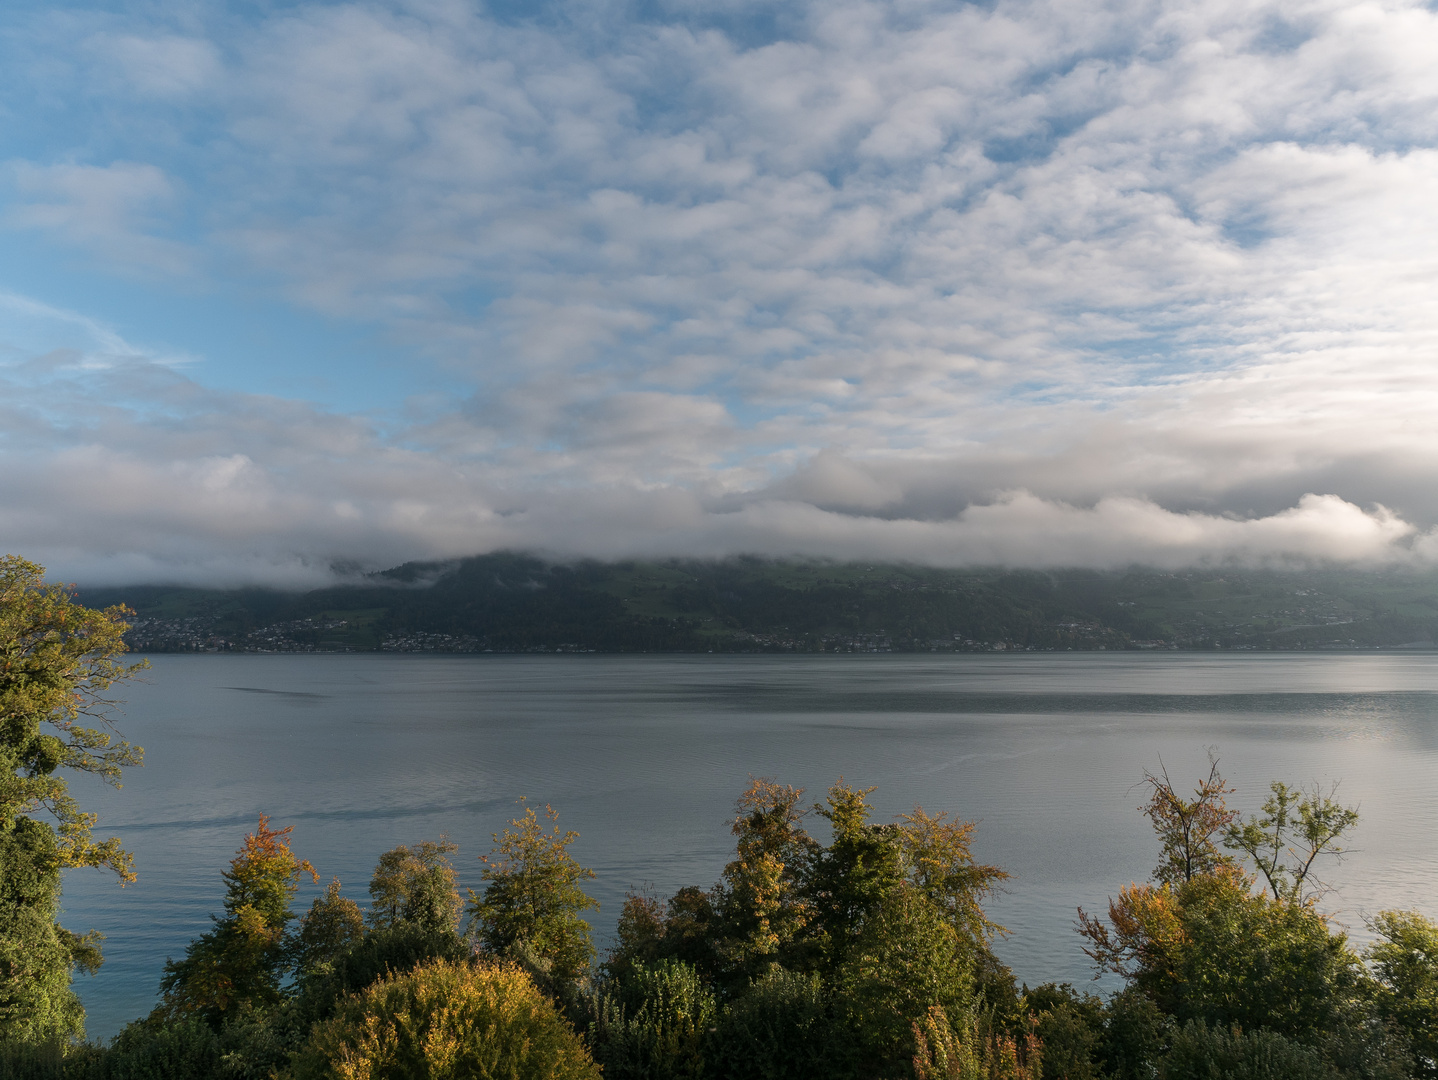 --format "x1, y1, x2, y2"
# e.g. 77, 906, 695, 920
295, 923, 471, 1026
1164, 1020, 1334, 1080
291, 958, 599, 1080
586, 960, 716, 1080
708, 967, 831, 1080
912, 1005, 1043, 1080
